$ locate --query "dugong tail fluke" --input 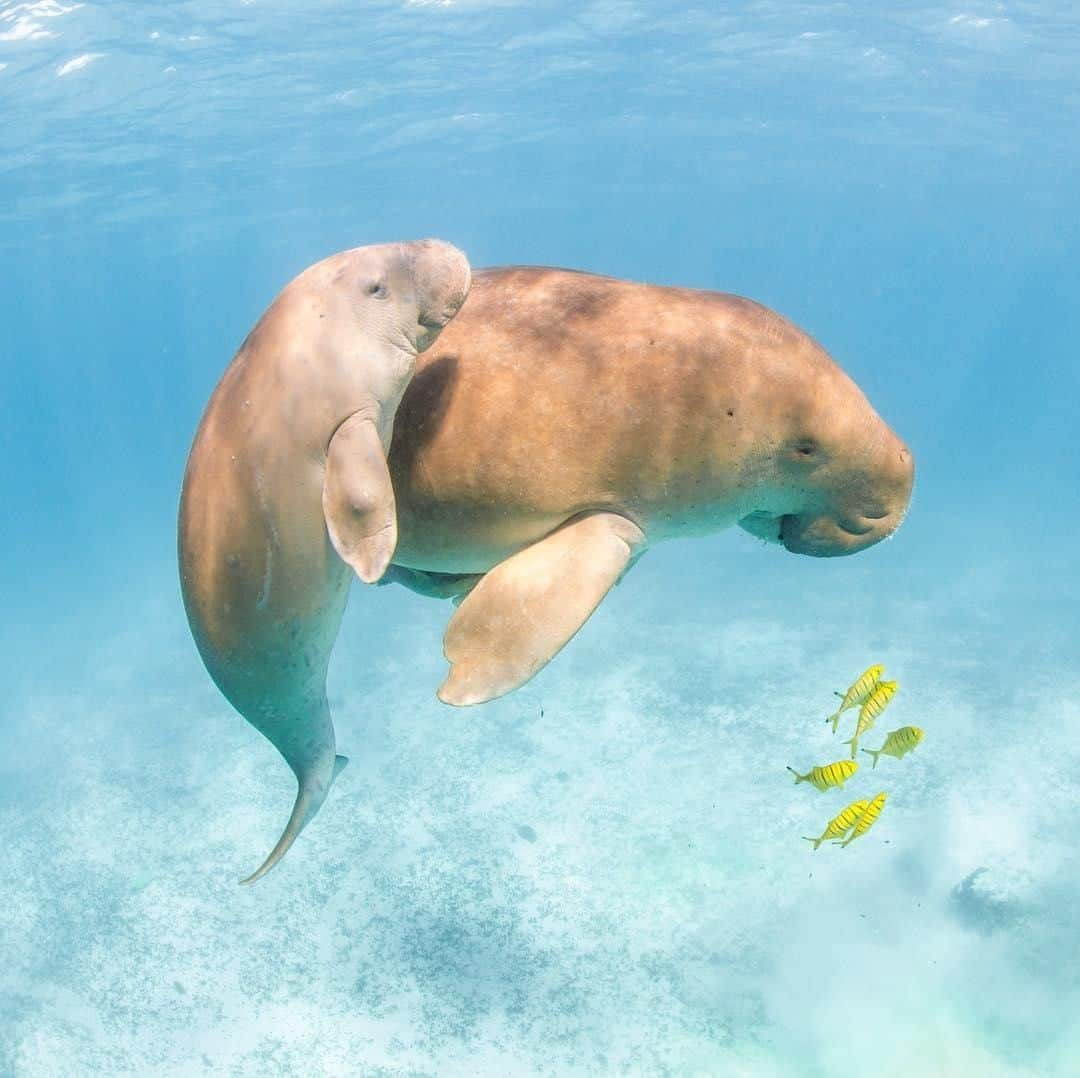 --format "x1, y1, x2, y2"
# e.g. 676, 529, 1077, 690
240, 748, 350, 886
